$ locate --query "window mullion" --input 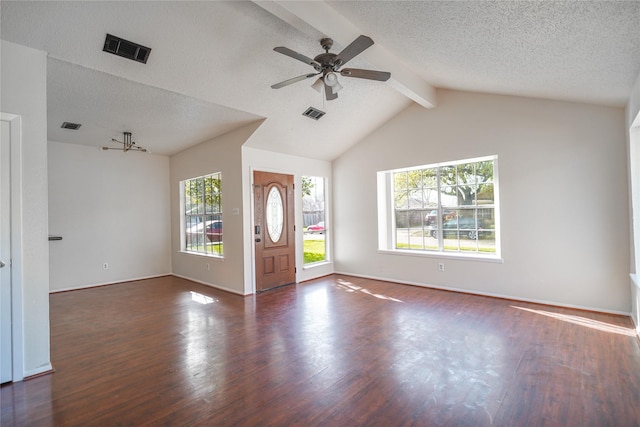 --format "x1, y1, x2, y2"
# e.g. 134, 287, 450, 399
436, 167, 443, 252
201, 178, 207, 254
